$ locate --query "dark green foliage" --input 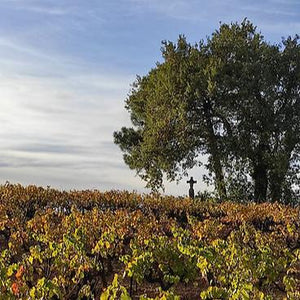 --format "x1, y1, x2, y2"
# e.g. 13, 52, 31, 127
114, 19, 300, 204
